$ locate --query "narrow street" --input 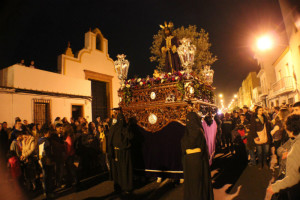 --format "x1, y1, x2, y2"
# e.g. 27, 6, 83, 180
25, 148, 271, 200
